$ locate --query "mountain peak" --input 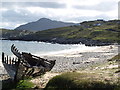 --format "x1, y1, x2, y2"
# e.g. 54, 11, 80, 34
15, 18, 75, 31
38, 18, 51, 21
